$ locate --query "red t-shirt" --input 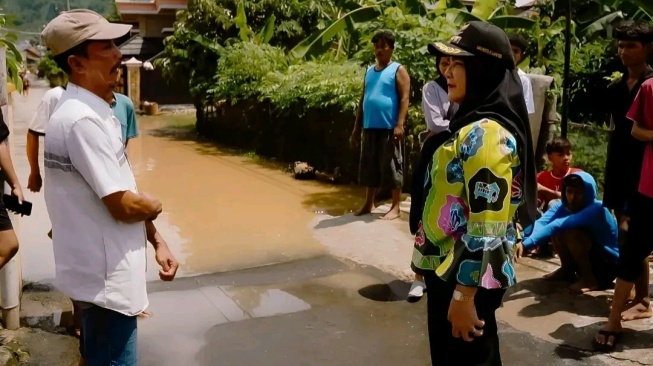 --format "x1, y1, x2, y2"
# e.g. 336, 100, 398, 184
537, 167, 582, 206
627, 78, 653, 198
